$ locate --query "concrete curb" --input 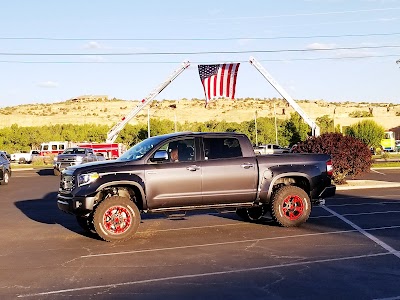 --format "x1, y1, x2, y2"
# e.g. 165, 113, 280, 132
336, 180, 400, 190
